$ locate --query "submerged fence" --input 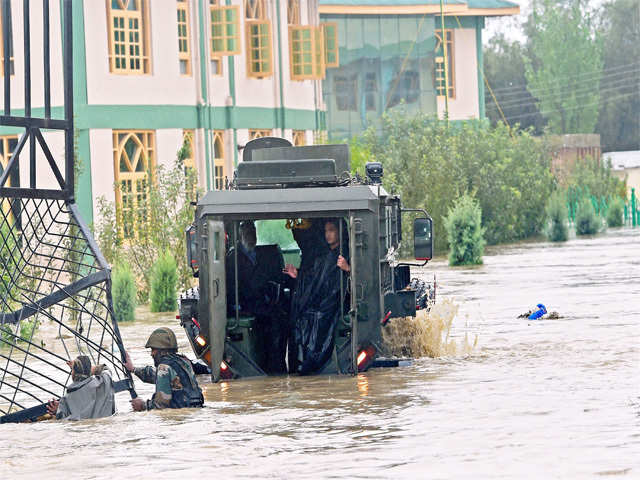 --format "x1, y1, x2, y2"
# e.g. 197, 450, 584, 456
0, 0, 135, 423
566, 185, 639, 228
